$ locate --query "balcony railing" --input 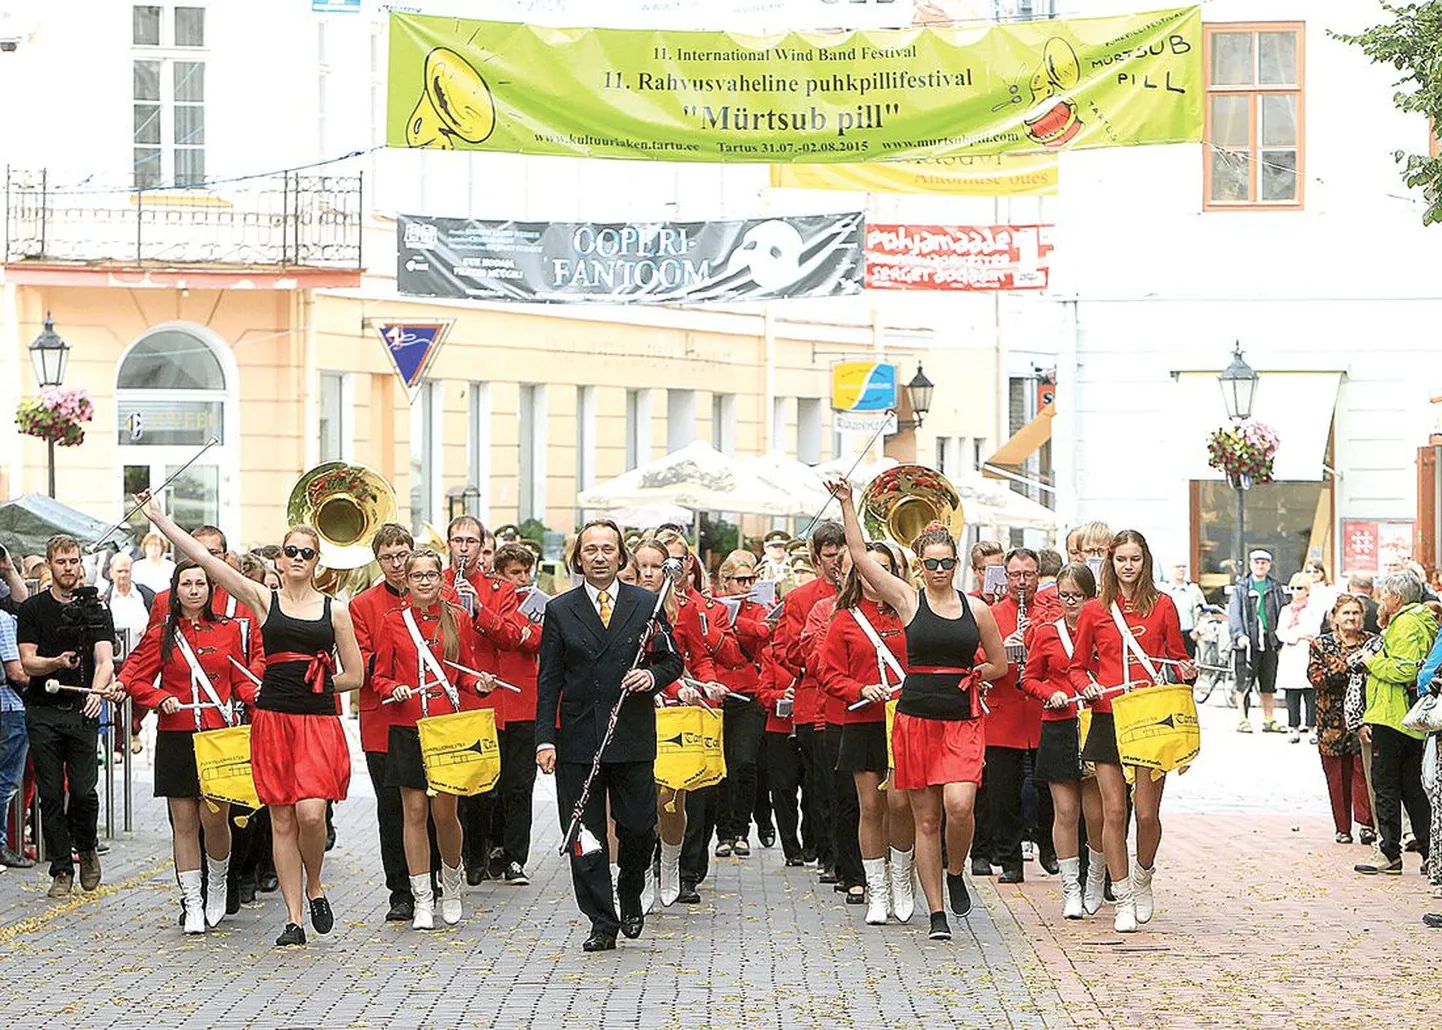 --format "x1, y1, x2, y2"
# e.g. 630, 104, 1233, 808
3, 168, 362, 269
